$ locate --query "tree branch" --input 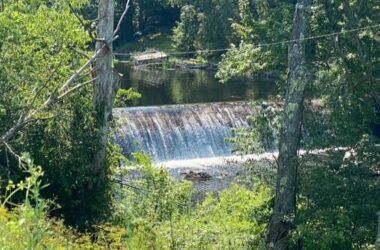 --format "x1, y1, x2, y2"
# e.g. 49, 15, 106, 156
58, 78, 97, 99
67, 2, 96, 41
113, 0, 131, 37
2, 141, 27, 169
